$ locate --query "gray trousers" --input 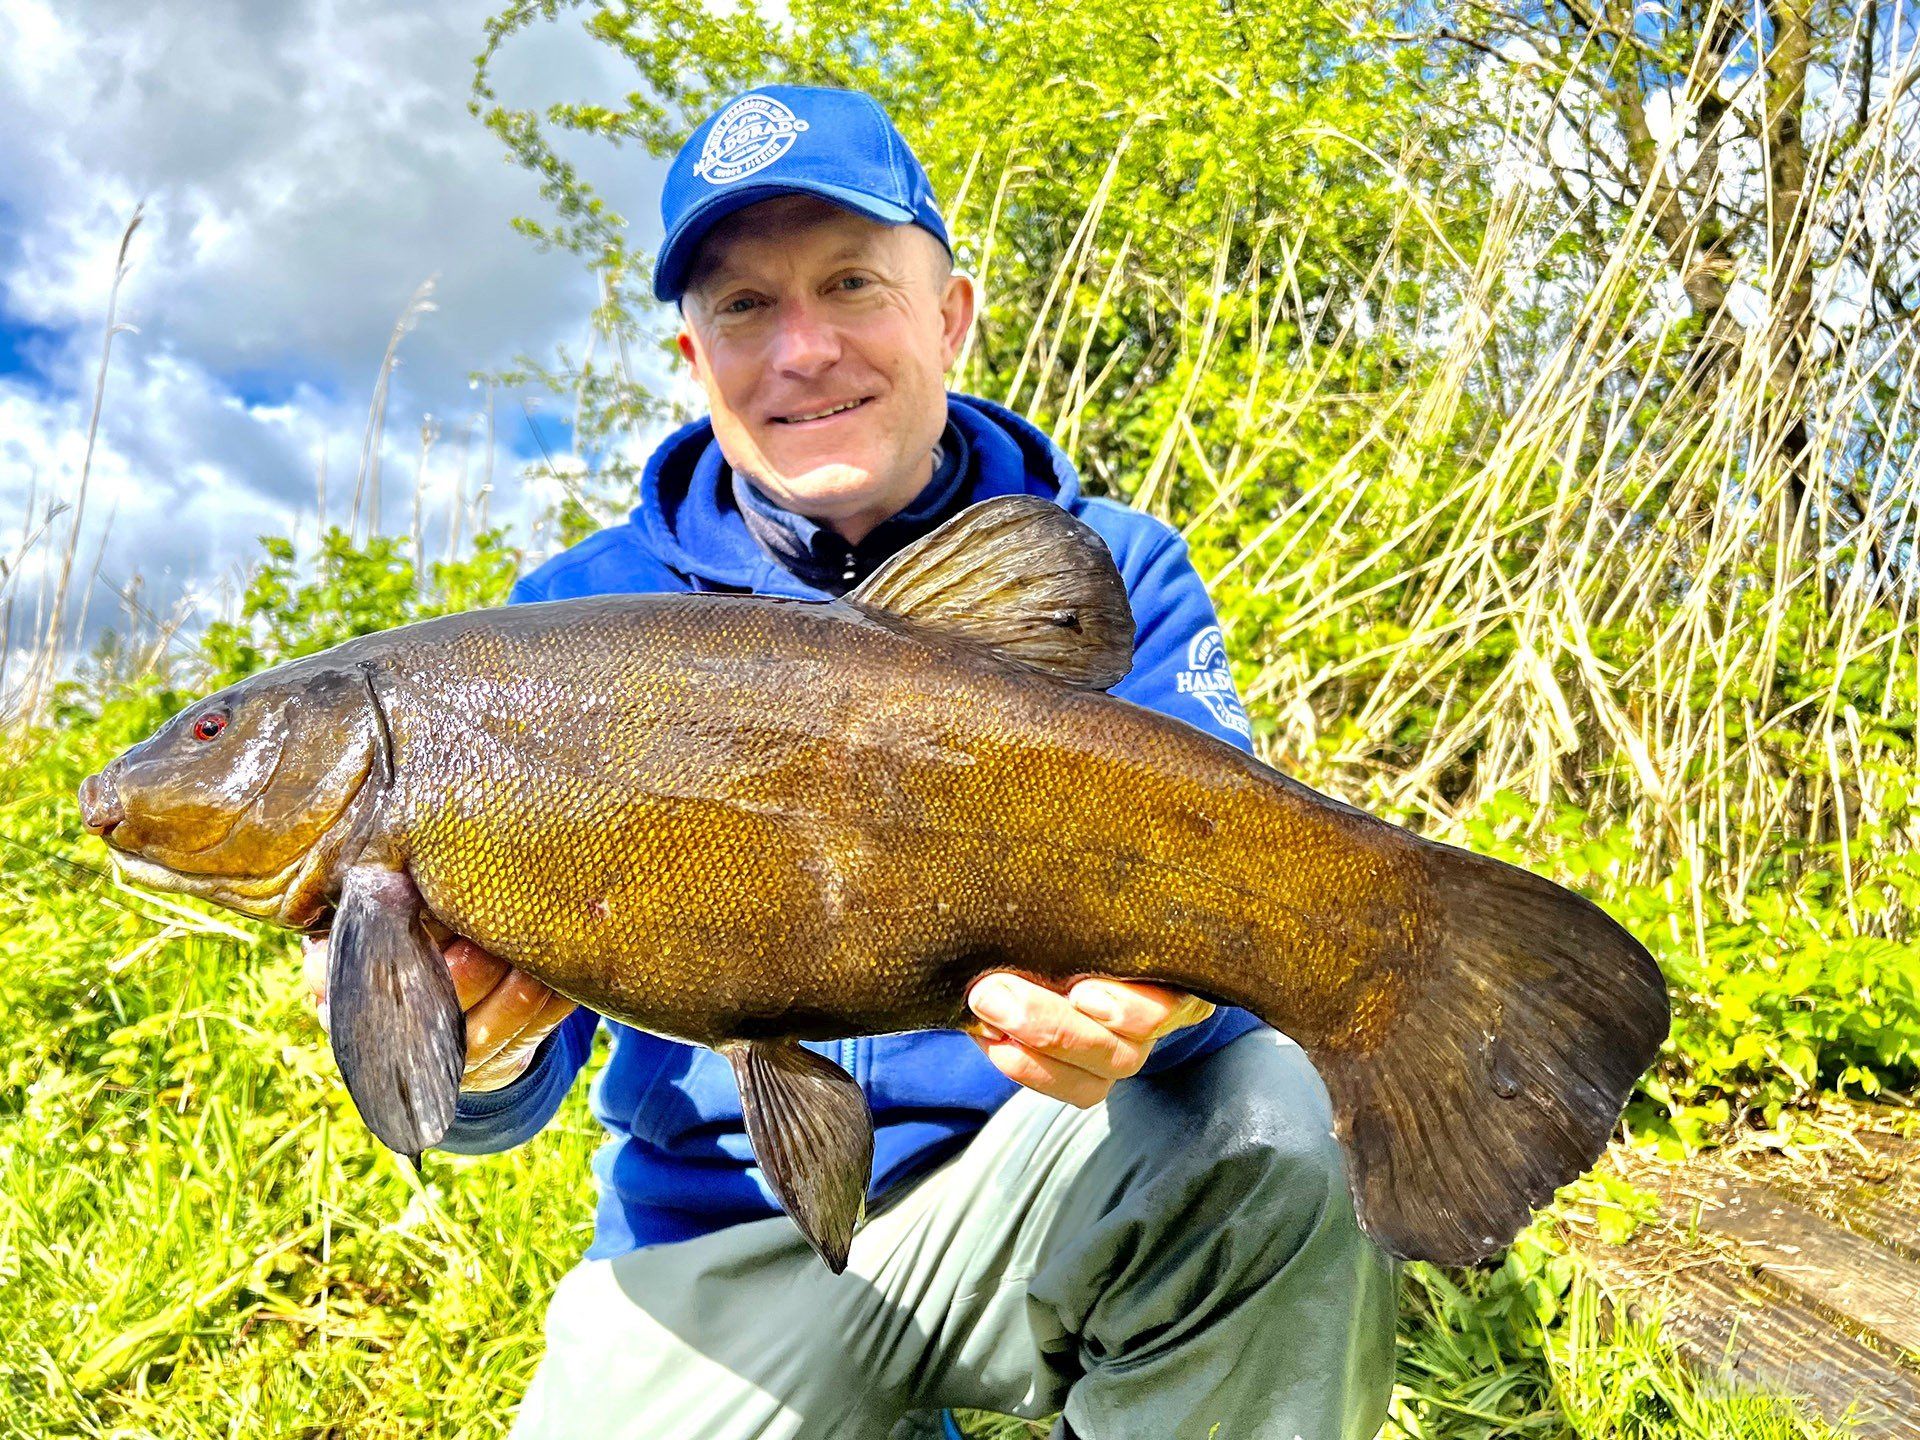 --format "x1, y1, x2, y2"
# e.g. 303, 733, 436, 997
509, 1031, 1399, 1440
